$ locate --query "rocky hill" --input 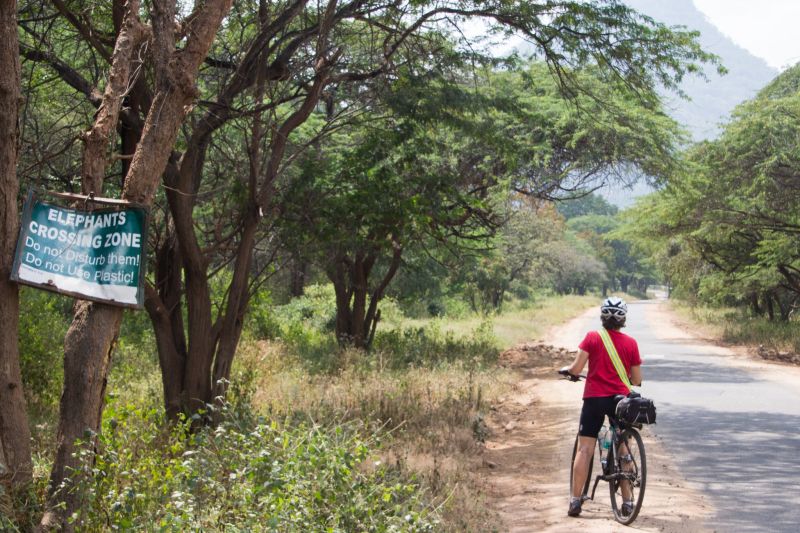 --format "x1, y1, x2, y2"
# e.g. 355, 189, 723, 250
625, 0, 777, 140
605, 0, 778, 205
